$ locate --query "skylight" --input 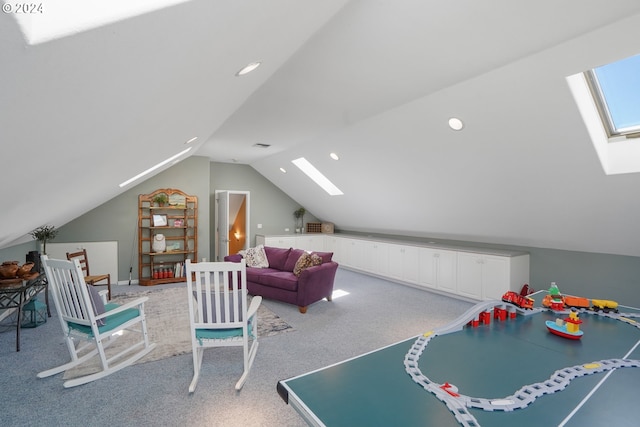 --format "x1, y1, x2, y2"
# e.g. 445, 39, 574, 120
567, 52, 640, 175
587, 54, 640, 137
6, 0, 191, 45
119, 146, 192, 188
292, 157, 343, 196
